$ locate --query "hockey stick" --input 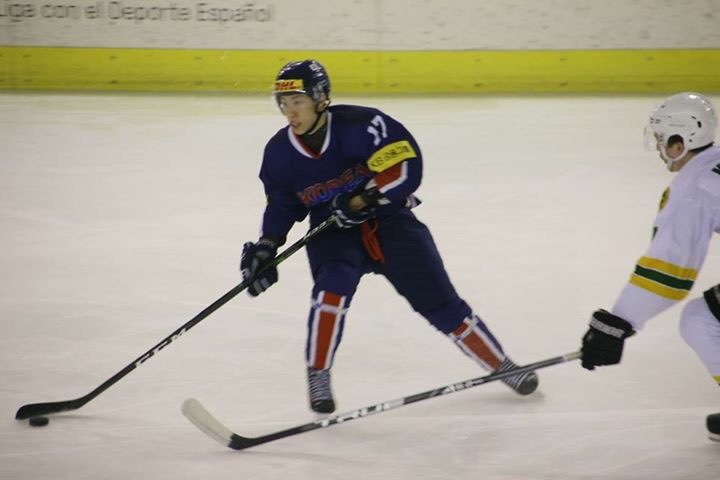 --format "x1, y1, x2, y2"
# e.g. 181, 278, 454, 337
182, 351, 581, 450
15, 217, 337, 421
